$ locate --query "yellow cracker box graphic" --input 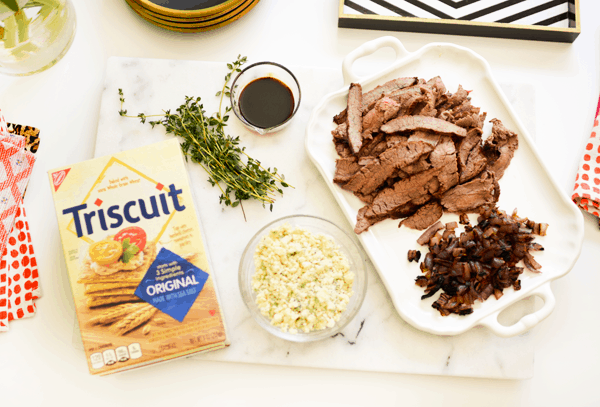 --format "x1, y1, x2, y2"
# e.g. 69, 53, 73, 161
49, 139, 229, 376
